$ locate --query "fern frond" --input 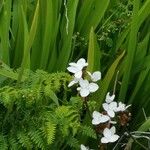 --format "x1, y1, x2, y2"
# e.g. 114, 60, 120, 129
66, 136, 79, 149
81, 125, 97, 139
0, 135, 8, 150
45, 122, 56, 145
8, 137, 19, 150
17, 132, 32, 149
28, 130, 45, 149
